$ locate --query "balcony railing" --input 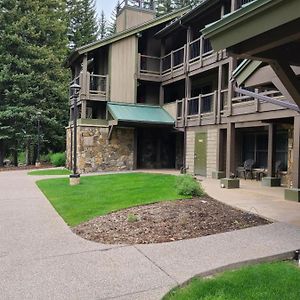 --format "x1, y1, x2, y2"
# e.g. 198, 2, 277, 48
69, 72, 109, 101
232, 89, 283, 105
138, 35, 219, 79
236, 0, 255, 9
117, 0, 154, 13
189, 36, 213, 63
